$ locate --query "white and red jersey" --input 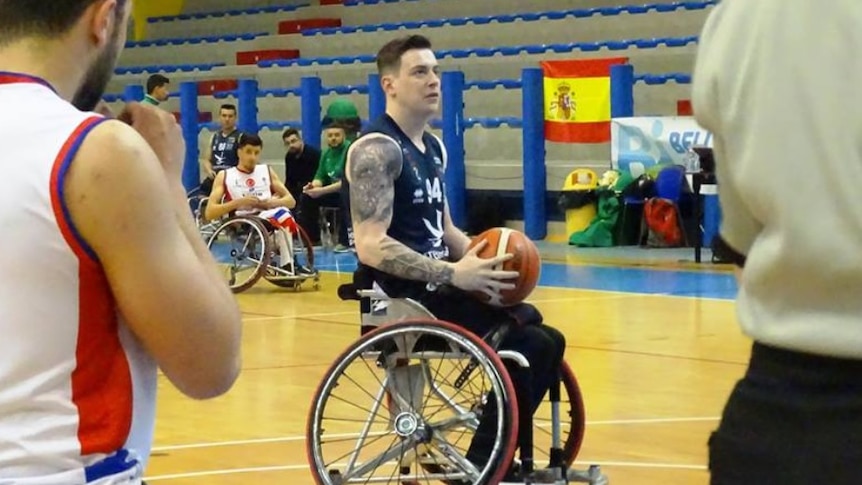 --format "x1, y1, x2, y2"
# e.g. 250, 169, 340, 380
222, 164, 273, 216
0, 73, 156, 483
